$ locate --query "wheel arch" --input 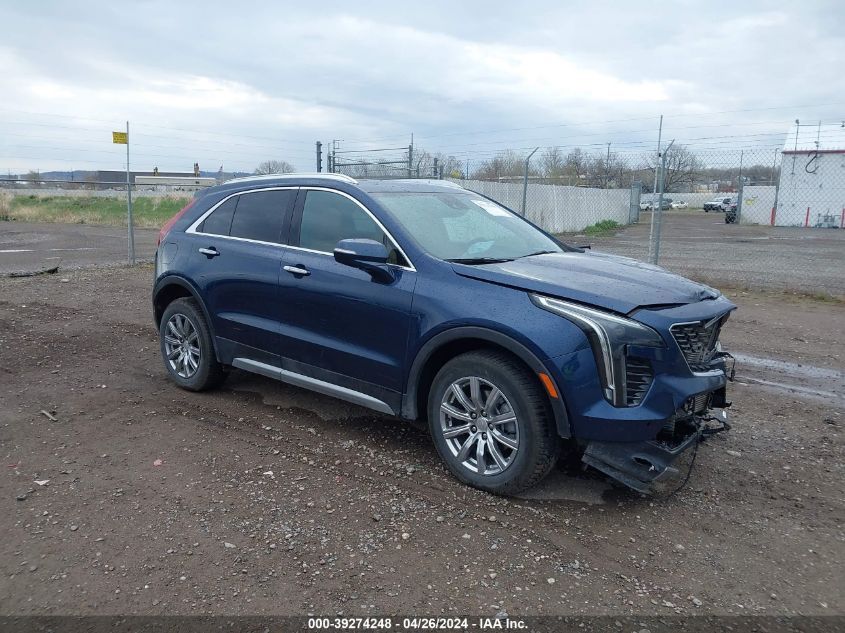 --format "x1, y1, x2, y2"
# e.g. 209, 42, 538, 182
153, 276, 221, 361
402, 326, 571, 438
